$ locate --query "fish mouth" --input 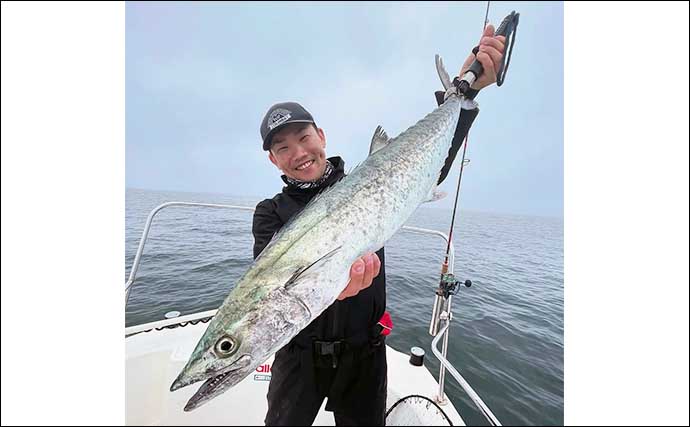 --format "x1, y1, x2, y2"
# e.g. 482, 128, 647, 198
183, 354, 252, 412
